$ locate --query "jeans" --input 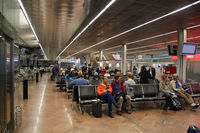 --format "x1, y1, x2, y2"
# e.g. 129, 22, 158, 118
100, 92, 117, 112
163, 92, 172, 107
